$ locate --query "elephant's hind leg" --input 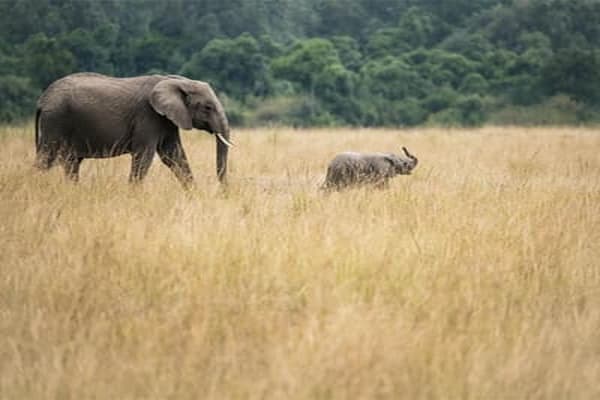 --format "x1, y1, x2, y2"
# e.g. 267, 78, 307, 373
34, 148, 58, 170
34, 133, 59, 171
62, 157, 83, 182
35, 110, 68, 171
